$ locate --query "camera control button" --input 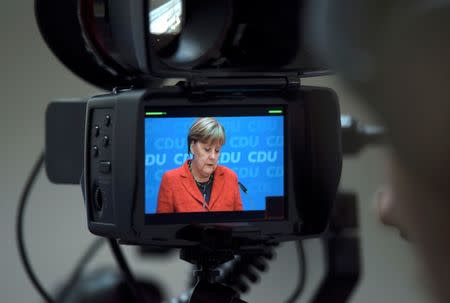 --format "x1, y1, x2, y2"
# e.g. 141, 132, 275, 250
94, 125, 100, 137
105, 114, 111, 127
92, 146, 99, 157
99, 161, 111, 174
103, 135, 110, 147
